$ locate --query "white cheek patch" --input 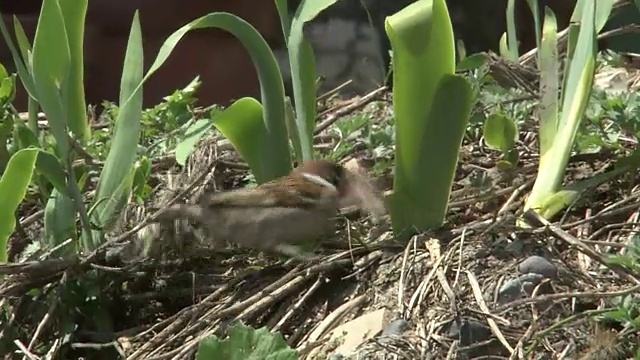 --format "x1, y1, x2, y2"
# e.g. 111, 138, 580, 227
300, 172, 337, 192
